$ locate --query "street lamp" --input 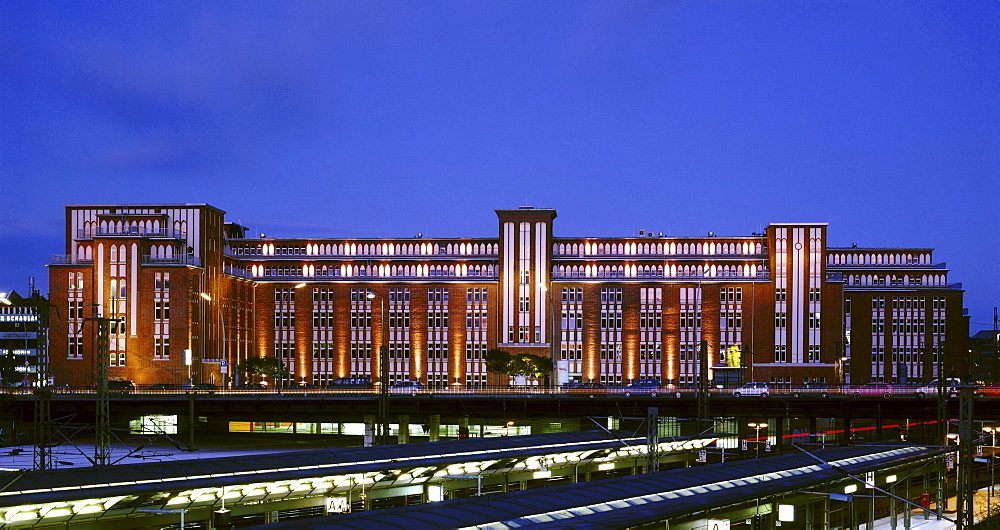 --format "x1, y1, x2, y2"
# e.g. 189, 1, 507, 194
985, 427, 997, 513
748, 421, 769, 526
199, 293, 227, 387
0, 292, 11, 305
748, 422, 769, 459
366, 290, 389, 446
